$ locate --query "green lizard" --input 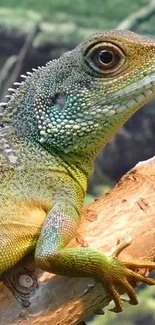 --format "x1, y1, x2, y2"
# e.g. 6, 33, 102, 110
1, 30, 155, 313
